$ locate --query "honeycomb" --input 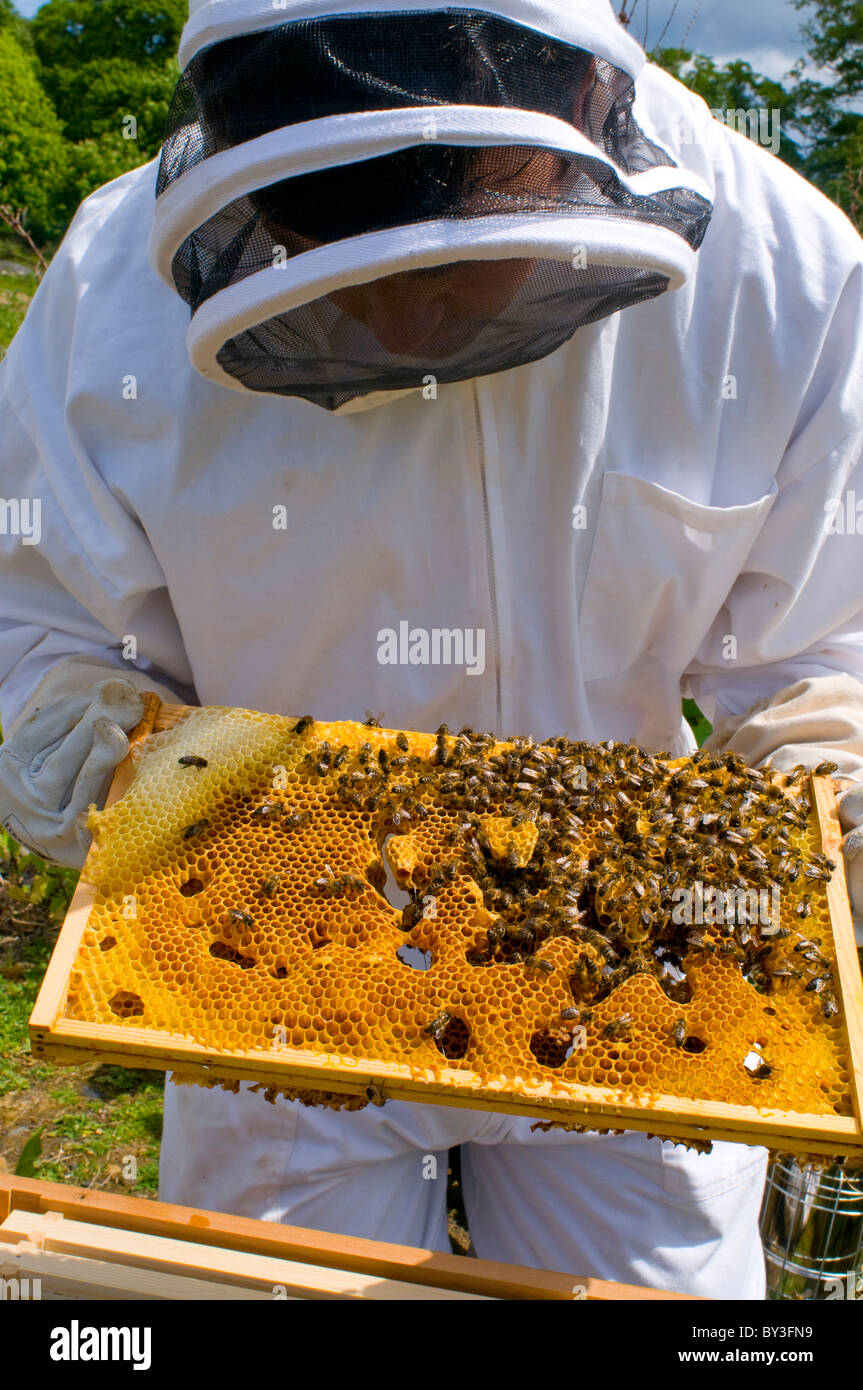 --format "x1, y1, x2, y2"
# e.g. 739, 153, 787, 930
62, 707, 857, 1141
